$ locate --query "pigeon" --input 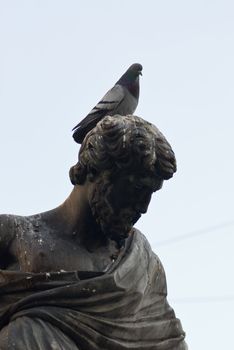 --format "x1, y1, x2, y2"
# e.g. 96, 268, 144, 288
72, 63, 143, 143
